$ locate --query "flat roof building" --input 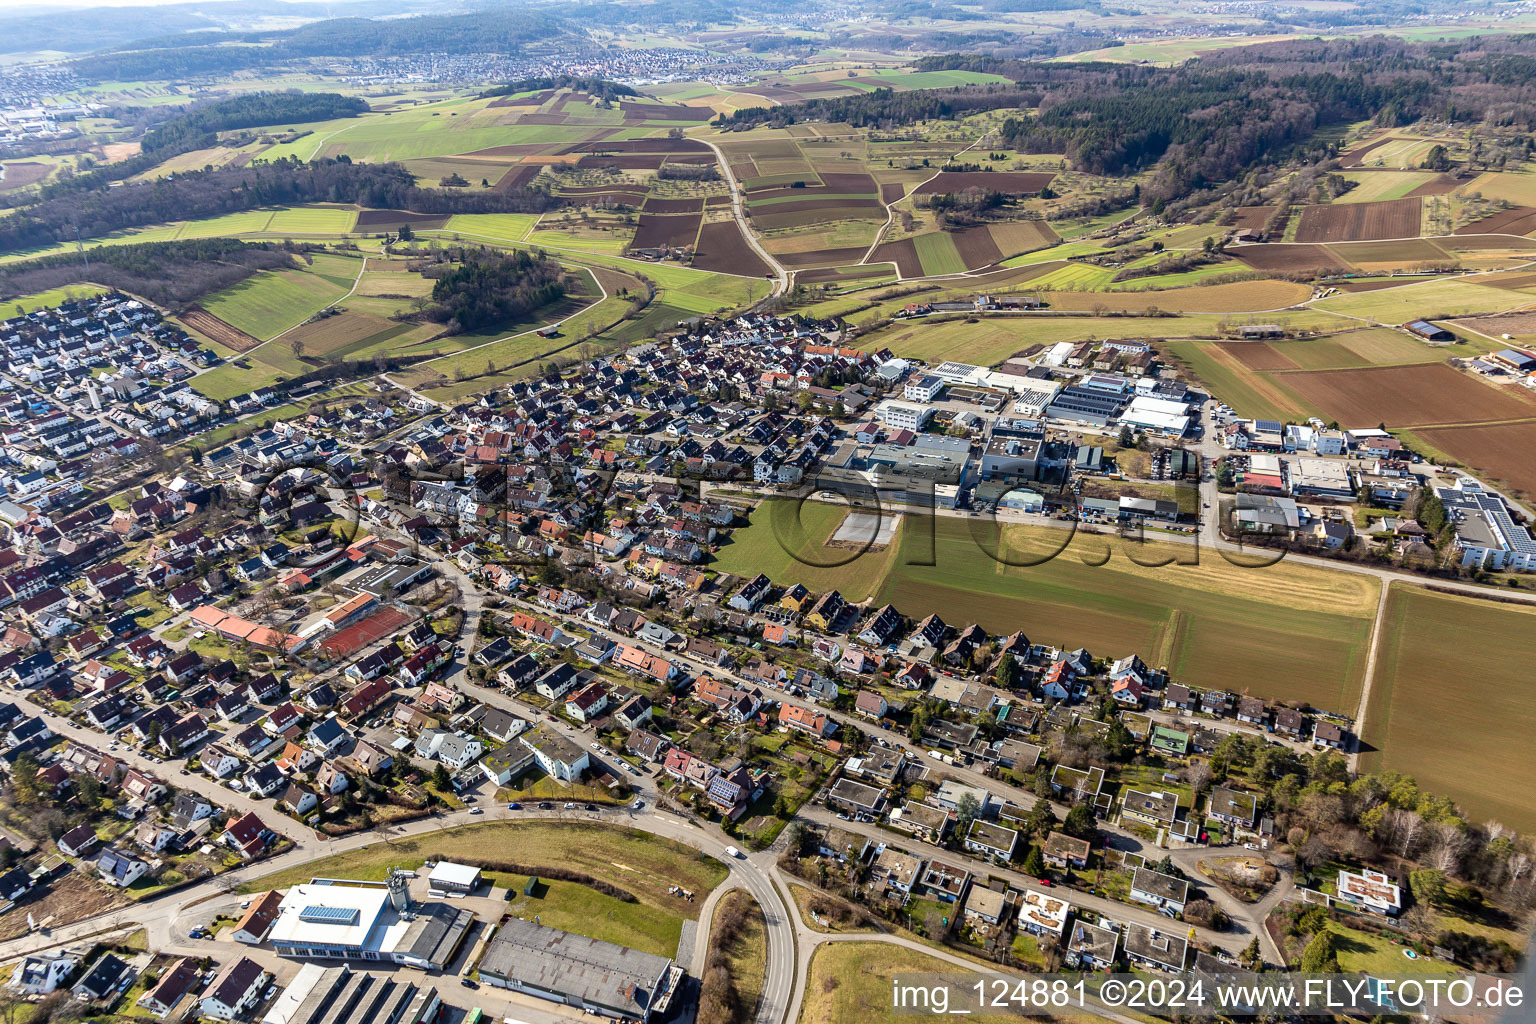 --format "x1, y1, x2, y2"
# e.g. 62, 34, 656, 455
478, 916, 680, 1022
266, 878, 473, 971
426, 861, 481, 894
